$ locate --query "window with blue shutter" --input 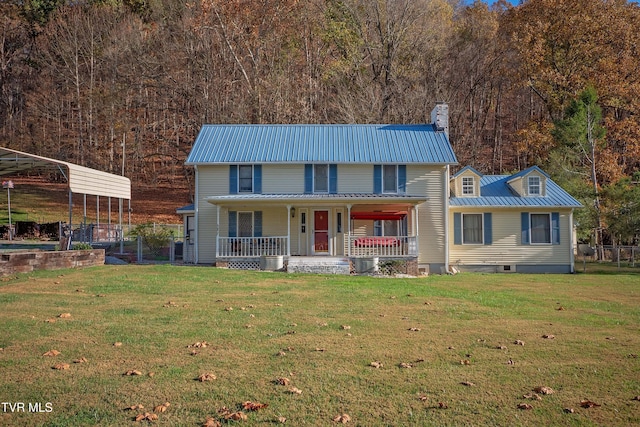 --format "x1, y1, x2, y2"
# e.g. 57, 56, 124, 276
253, 165, 262, 194
521, 212, 530, 245
304, 164, 313, 194
373, 165, 382, 194
453, 213, 462, 245
552, 212, 560, 245
483, 213, 492, 245
229, 165, 238, 194
254, 211, 262, 237
229, 211, 237, 237
398, 165, 406, 193
329, 164, 338, 194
